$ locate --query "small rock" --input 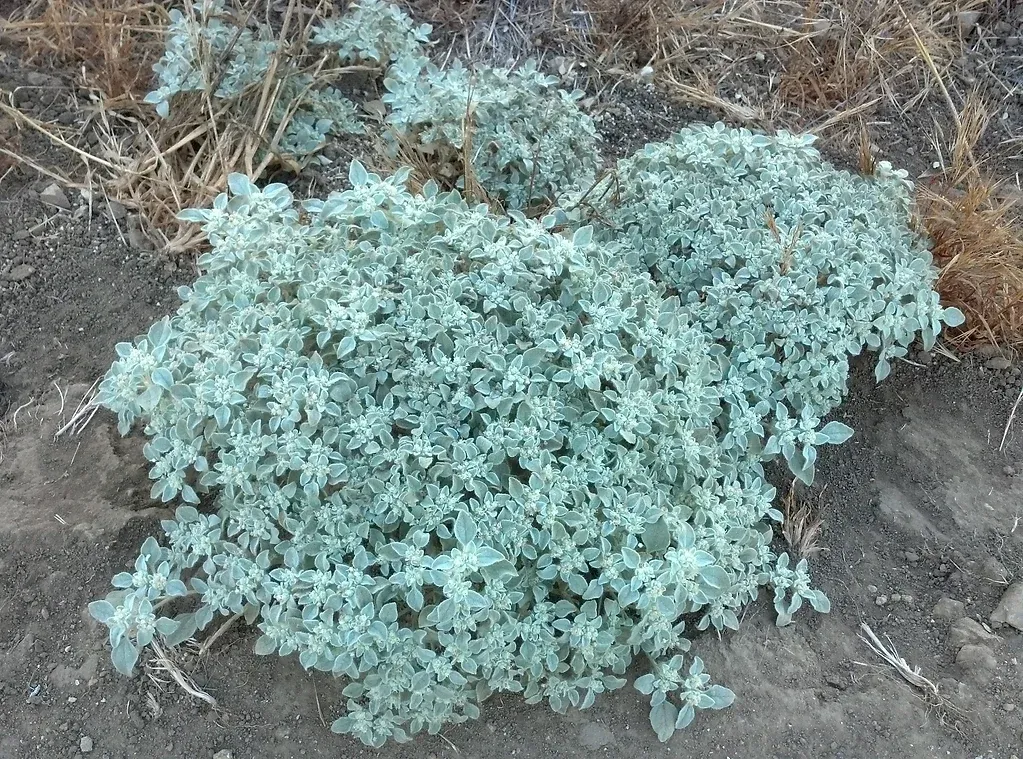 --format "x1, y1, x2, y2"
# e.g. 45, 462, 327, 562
825, 673, 846, 690
80, 736, 93, 754
991, 582, 1023, 631
1005, 465, 1017, 477
958, 9, 982, 34
106, 201, 127, 220
932, 597, 965, 619
875, 595, 888, 606
889, 593, 902, 603
579, 722, 614, 750
904, 550, 920, 562
26, 72, 56, 86
975, 344, 1001, 359
955, 644, 996, 684
13, 229, 30, 240
980, 557, 1008, 584
39, 182, 71, 210
5, 264, 34, 281
867, 584, 878, 594
12, 87, 33, 108
213, 751, 232, 759
986, 356, 1012, 371
126, 215, 153, 251
949, 617, 1000, 649
916, 351, 932, 365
